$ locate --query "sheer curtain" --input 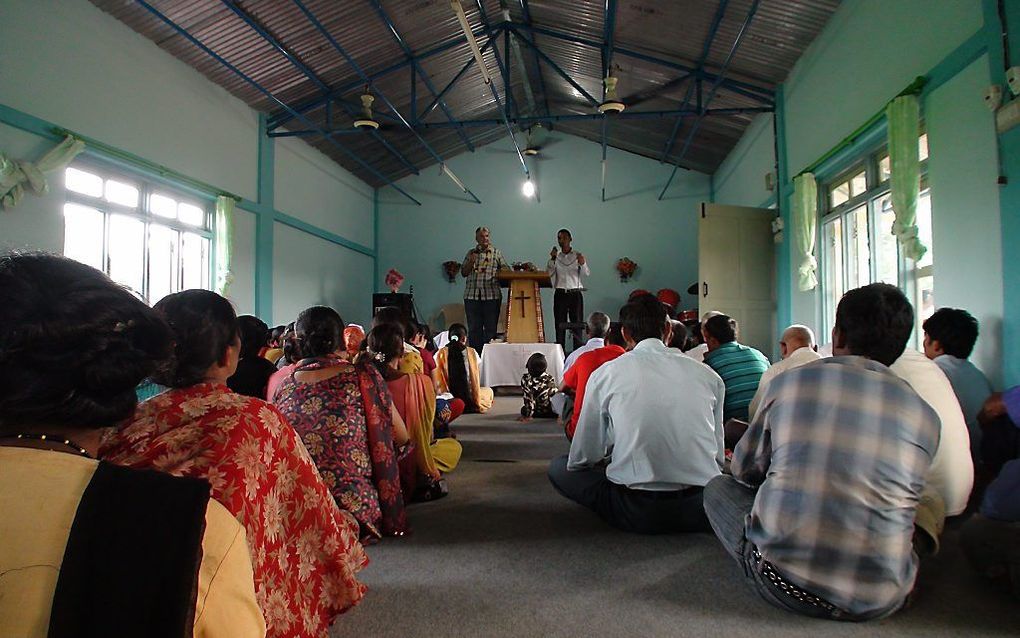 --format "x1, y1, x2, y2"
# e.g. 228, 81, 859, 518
793, 172, 818, 291
0, 135, 85, 209
214, 195, 235, 296
886, 94, 927, 261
